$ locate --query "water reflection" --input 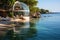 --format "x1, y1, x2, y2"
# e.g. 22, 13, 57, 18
0, 18, 40, 40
